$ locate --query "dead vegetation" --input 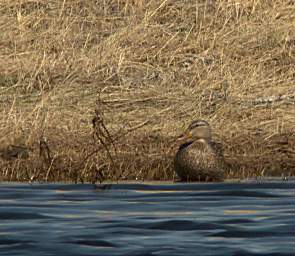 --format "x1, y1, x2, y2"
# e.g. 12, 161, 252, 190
0, 0, 295, 182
